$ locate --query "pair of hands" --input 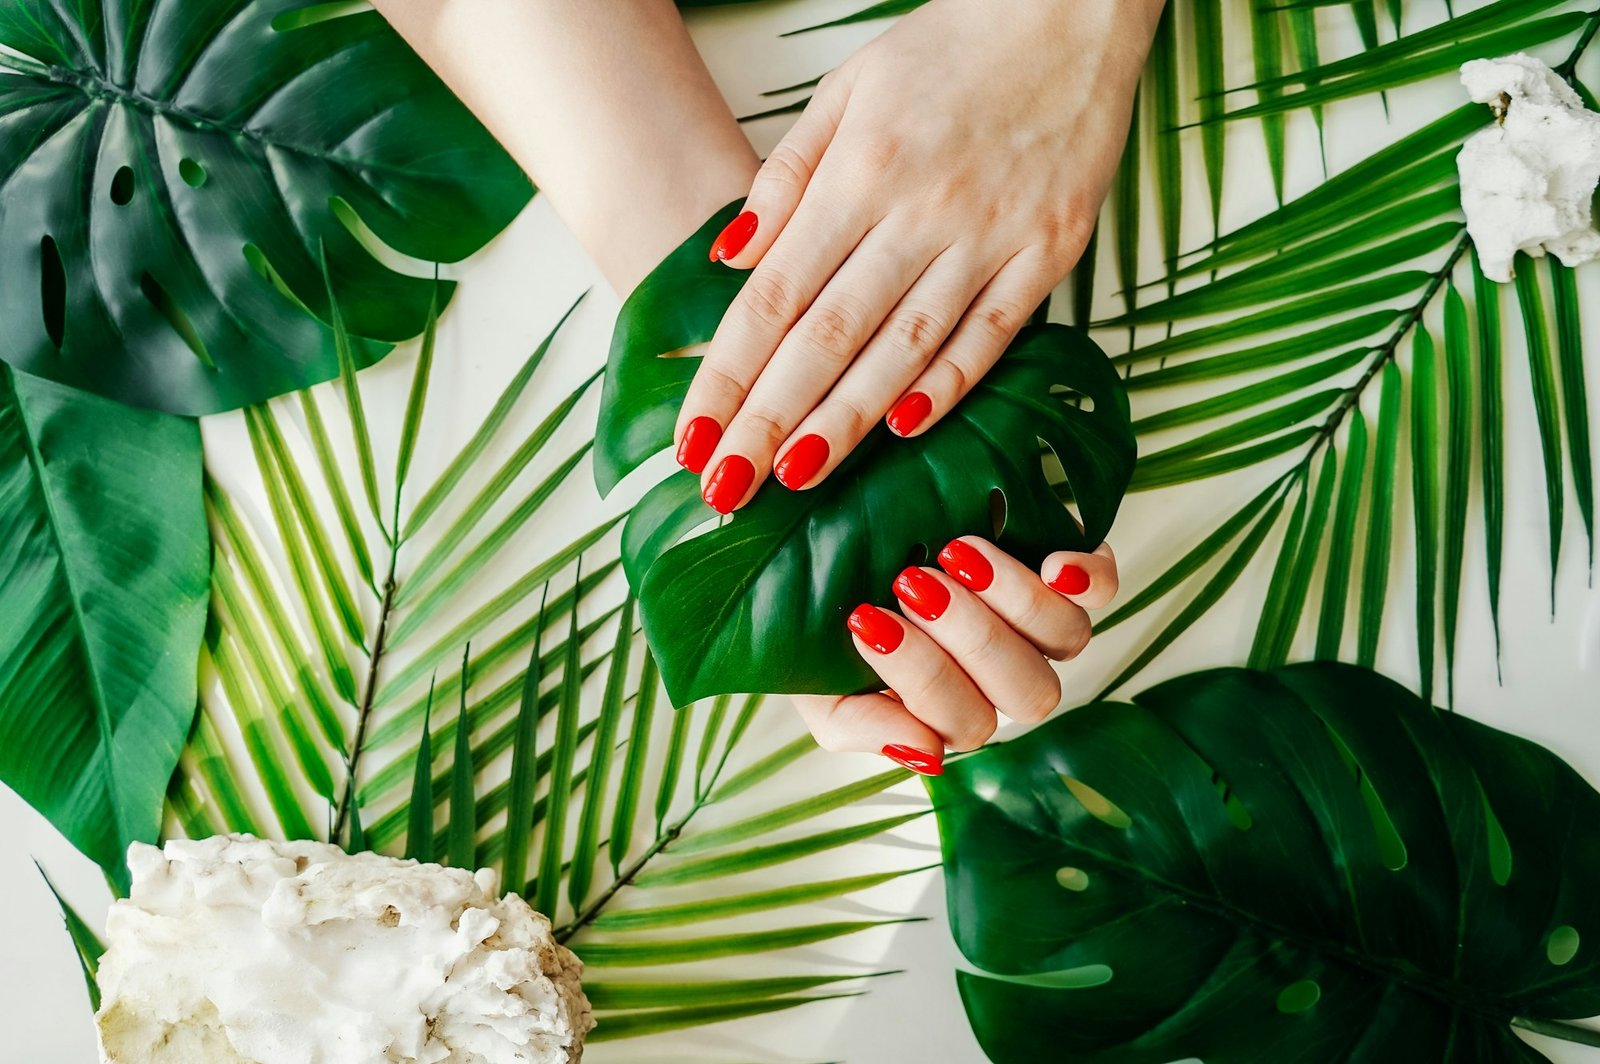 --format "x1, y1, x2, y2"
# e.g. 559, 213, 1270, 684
673, 0, 1160, 762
